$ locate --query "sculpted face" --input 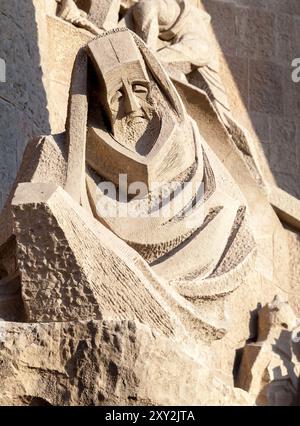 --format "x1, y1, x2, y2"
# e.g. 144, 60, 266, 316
86, 30, 195, 199
87, 31, 165, 153
105, 62, 149, 122
102, 60, 156, 145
